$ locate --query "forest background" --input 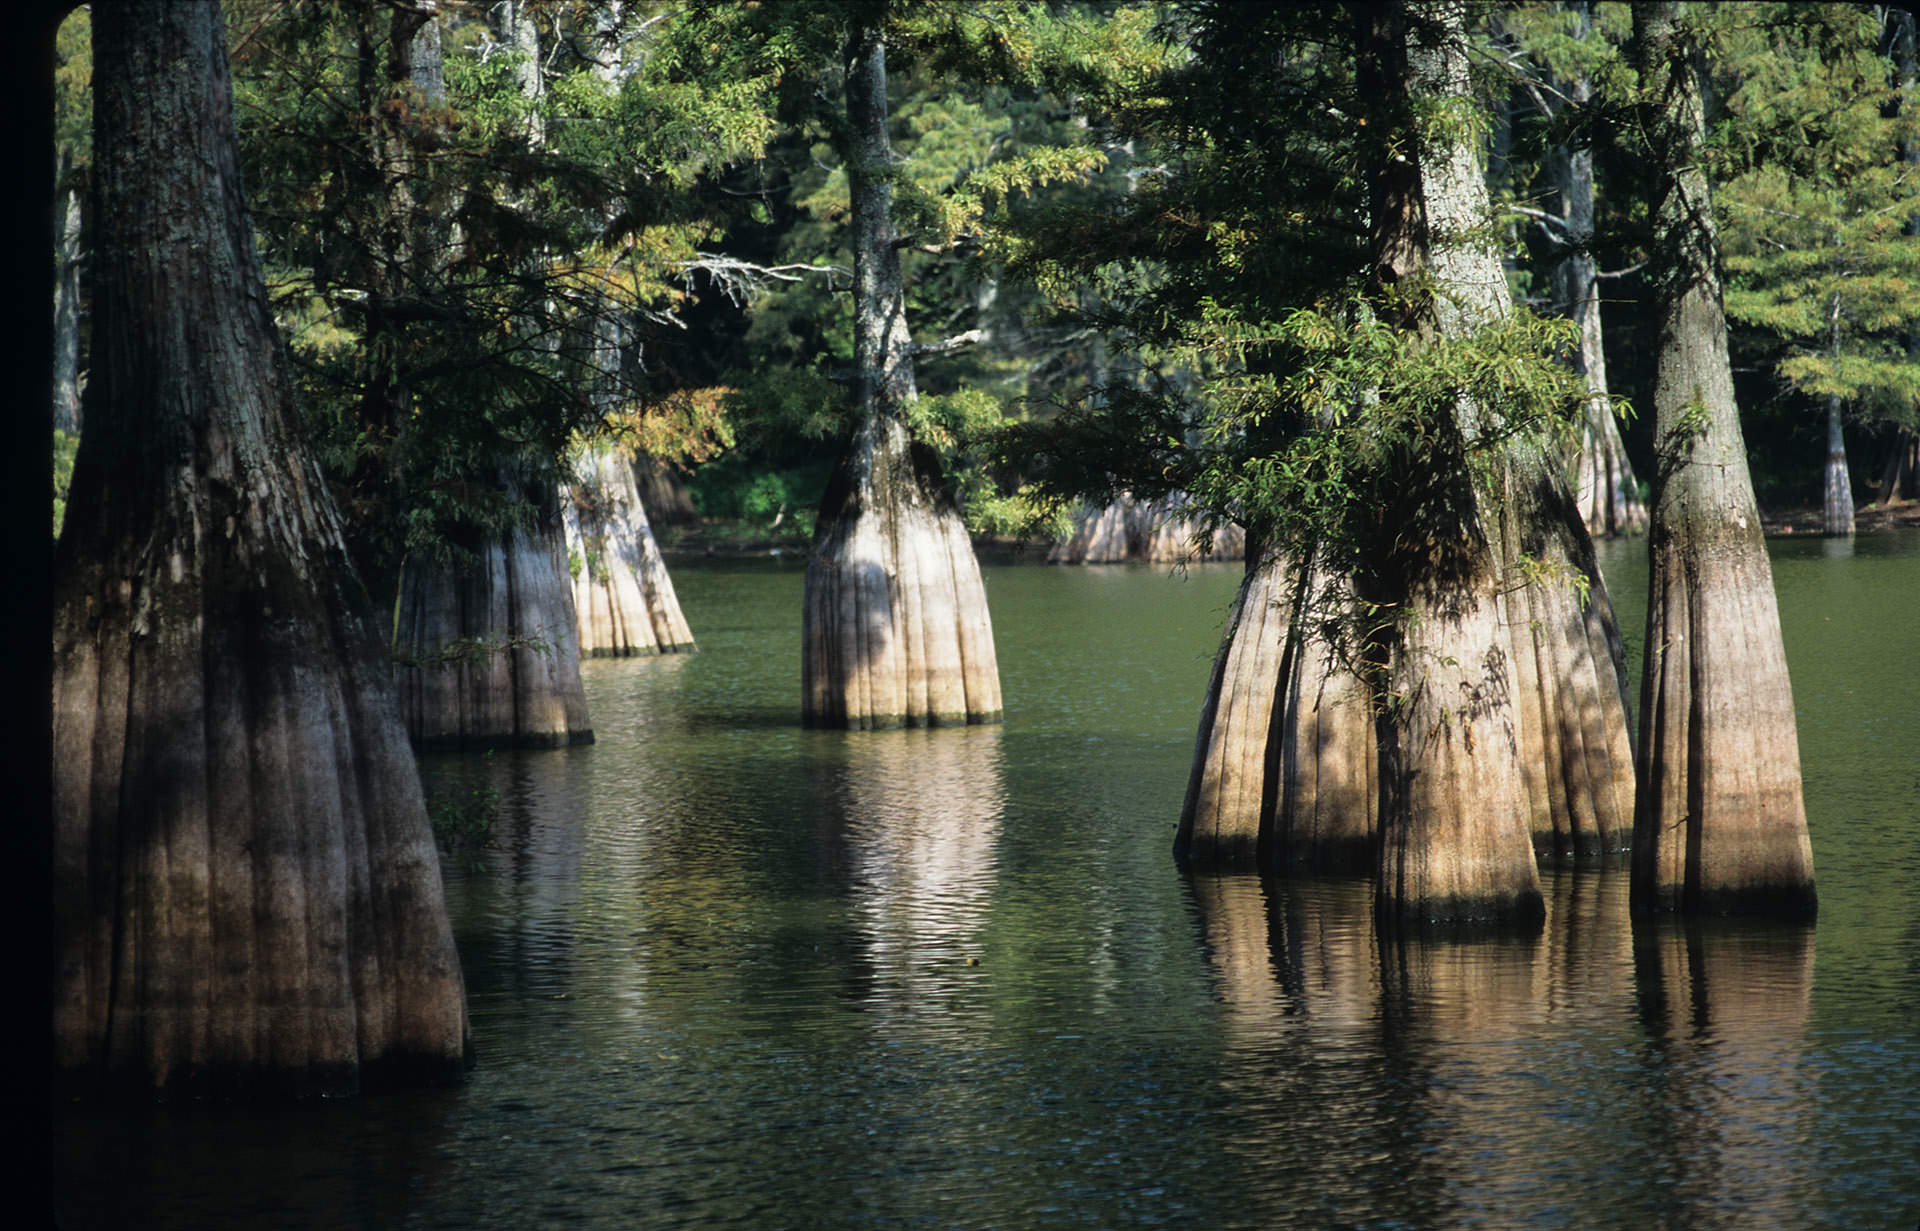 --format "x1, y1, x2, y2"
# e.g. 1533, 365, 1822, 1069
46, 0, 1920, 570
